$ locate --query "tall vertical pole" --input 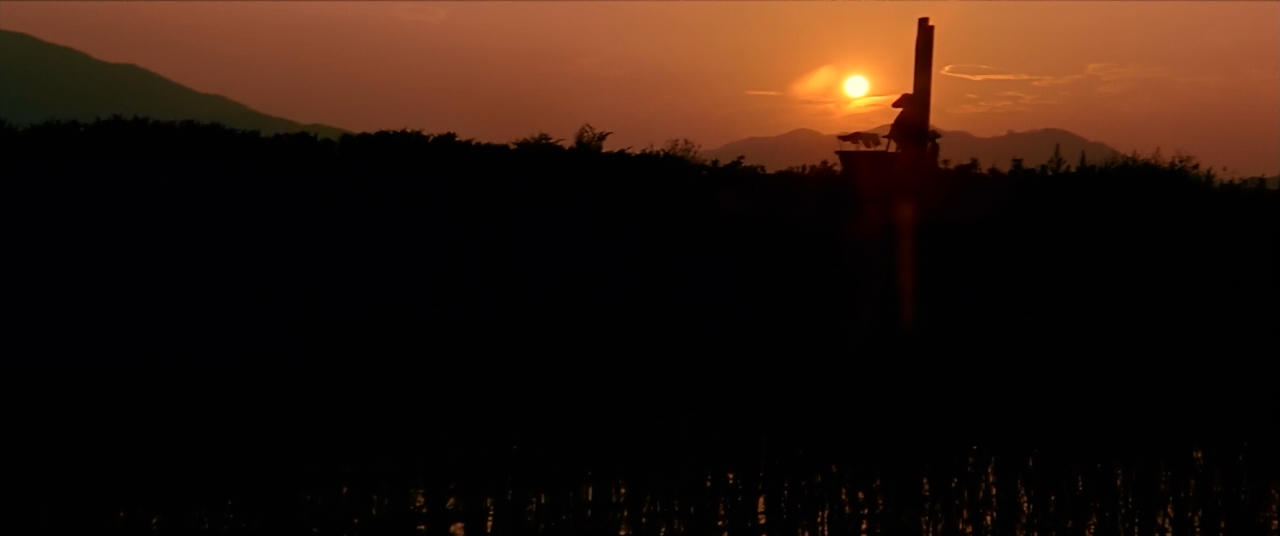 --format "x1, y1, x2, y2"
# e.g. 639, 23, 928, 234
912, 17, 935, 141
897, 17, 934, 332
